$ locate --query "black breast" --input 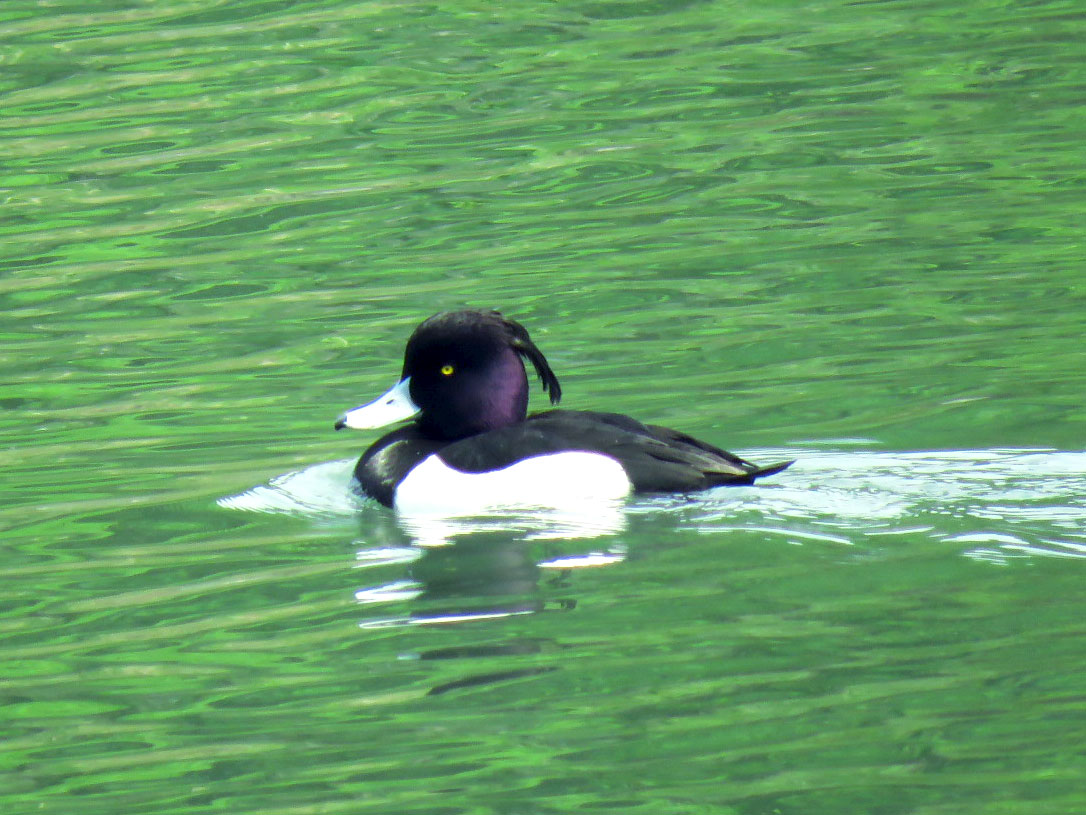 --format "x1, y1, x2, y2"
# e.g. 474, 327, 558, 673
354, 426, 446, 507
